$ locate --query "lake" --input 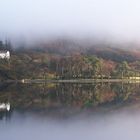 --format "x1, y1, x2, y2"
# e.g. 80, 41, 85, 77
0, 82, 140, 140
